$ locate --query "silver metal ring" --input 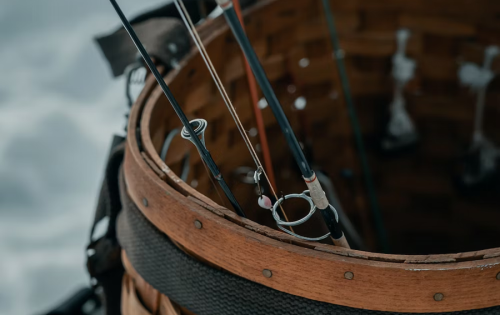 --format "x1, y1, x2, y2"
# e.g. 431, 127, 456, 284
271, 190, 337, 241
181, 119, 208, 146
